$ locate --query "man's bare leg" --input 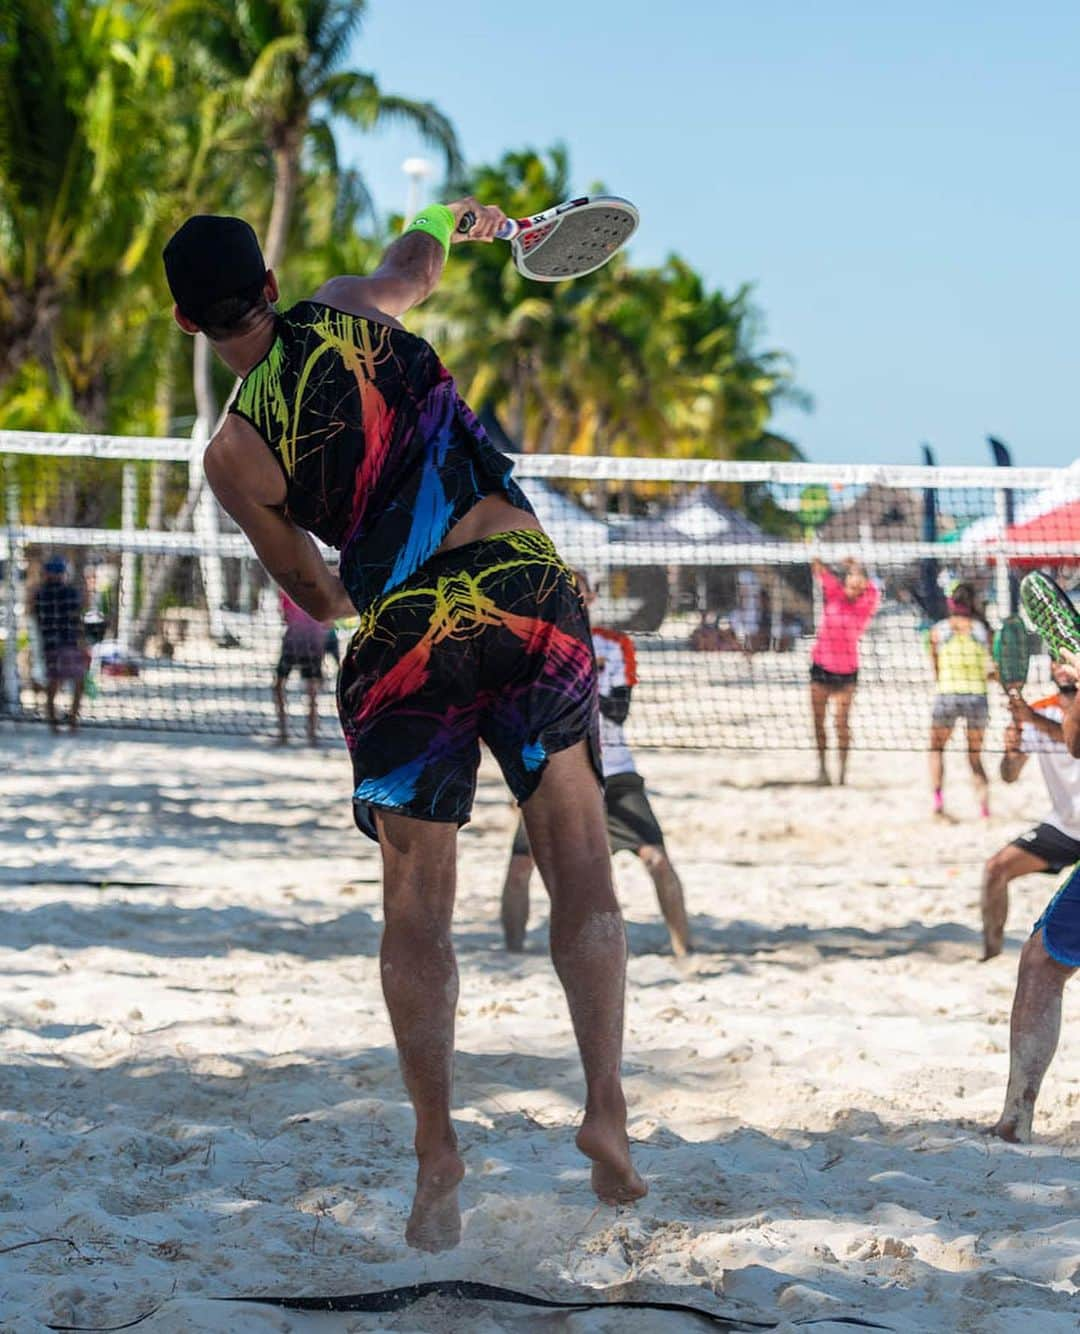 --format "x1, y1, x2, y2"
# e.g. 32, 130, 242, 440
810, 682, 830, 783
272, 678, 287, 744
639, 844, 692, 956
45, 682, 60, 734
305, 679, 319, 744
68, 676, 84, 730
991, 929, 1075, 1142
501, 849, 534, 952
522, 742, 646, 1206
376, 811, 464, 1251
980, 845, 1047, 961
